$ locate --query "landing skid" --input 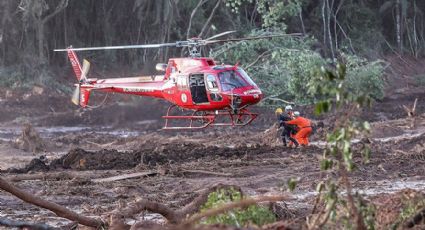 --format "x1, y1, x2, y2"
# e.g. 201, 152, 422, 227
162, 105, 258, 130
